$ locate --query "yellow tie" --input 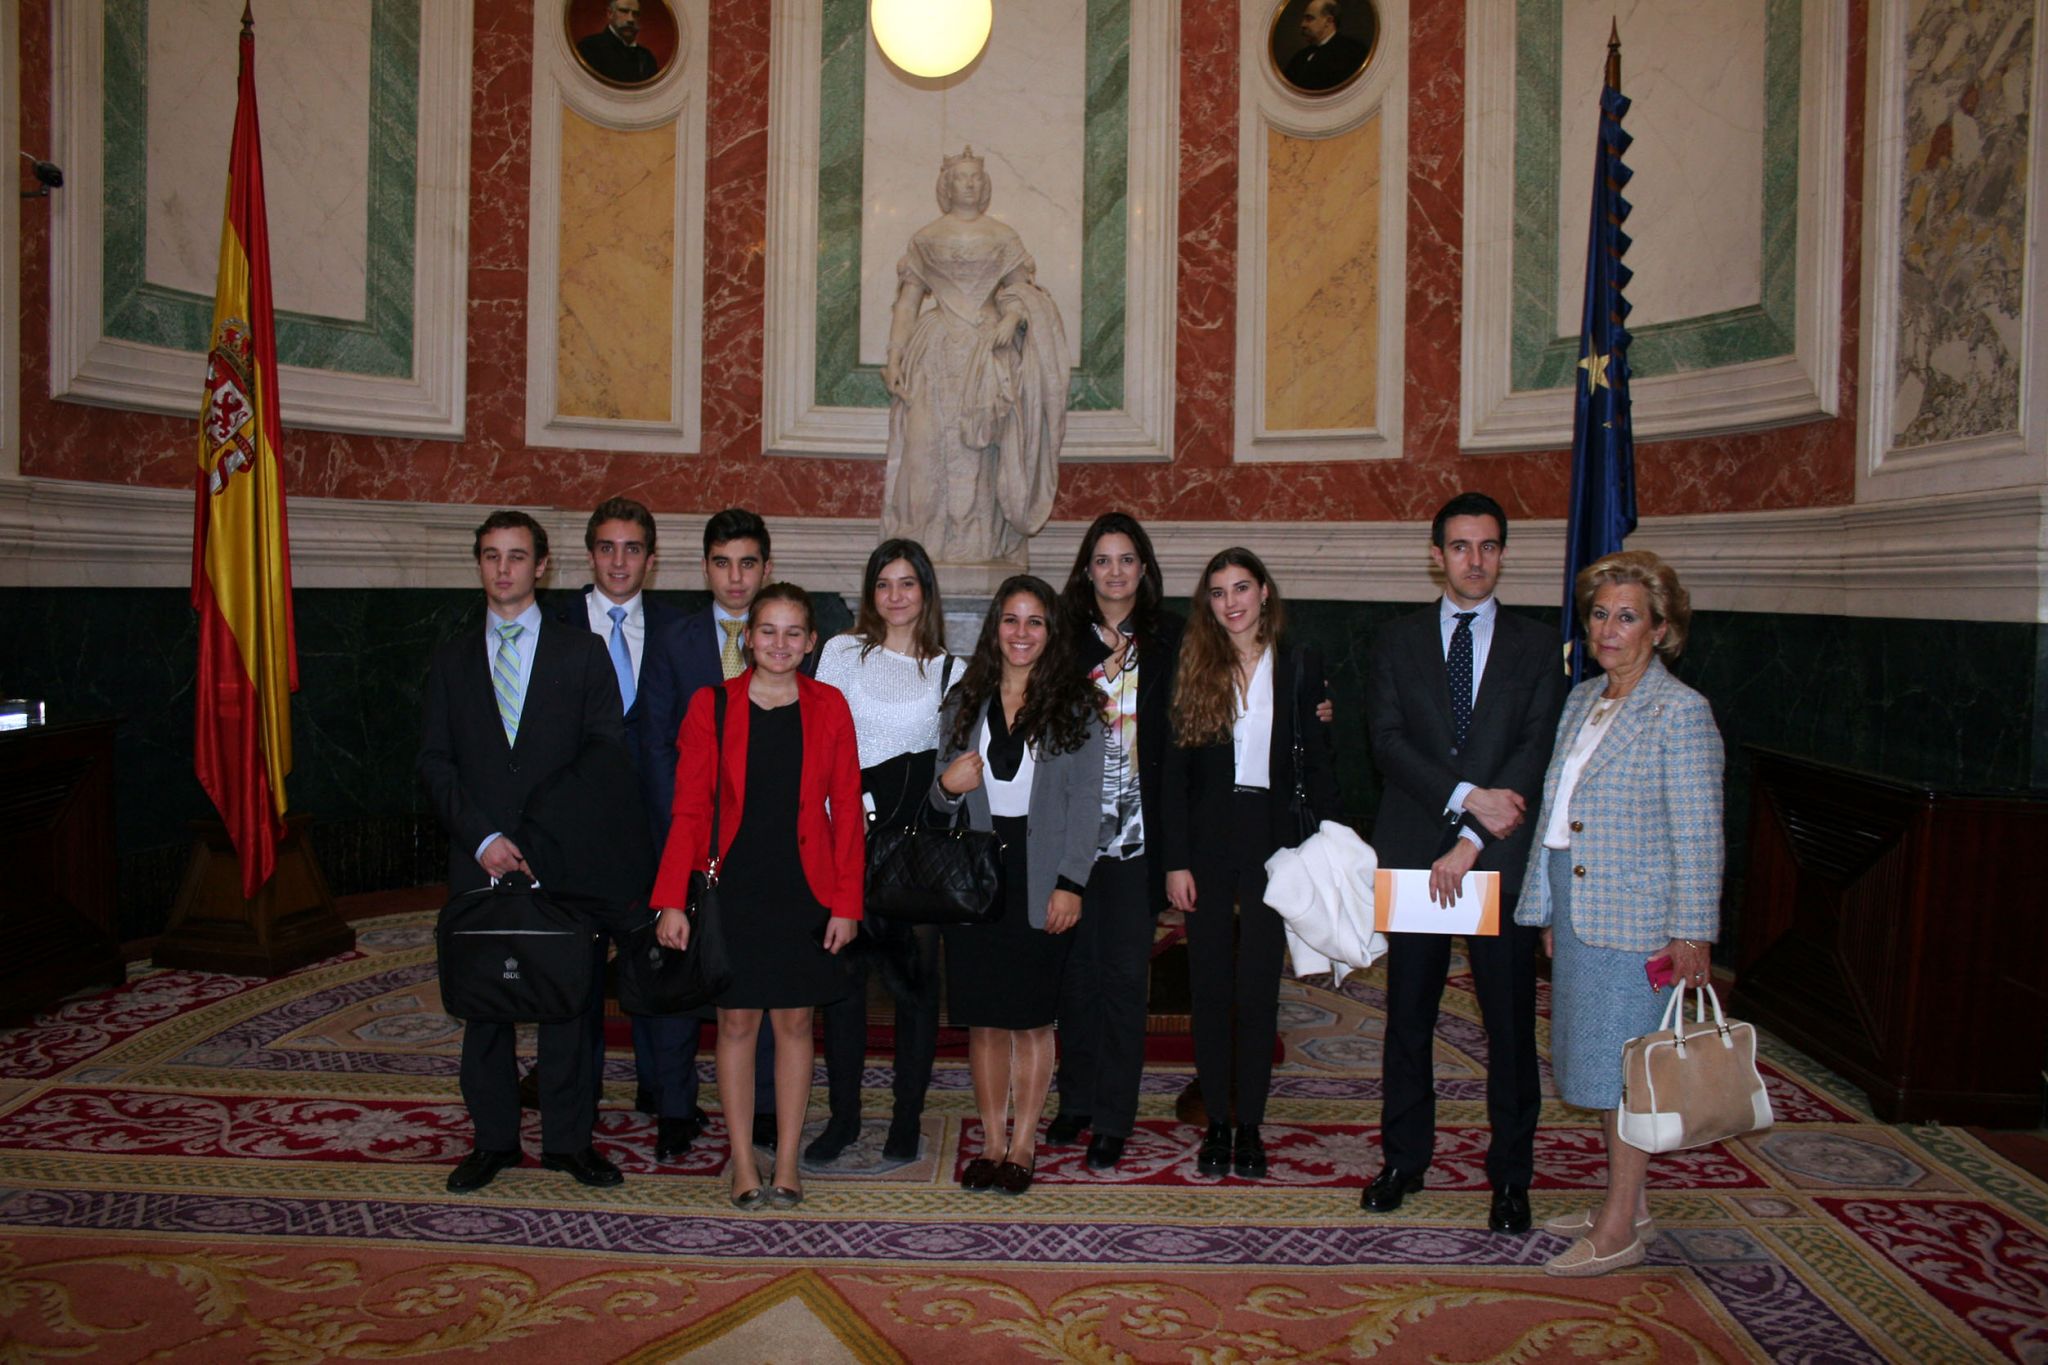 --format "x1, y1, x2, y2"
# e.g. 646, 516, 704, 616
719, 619, 746, 679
